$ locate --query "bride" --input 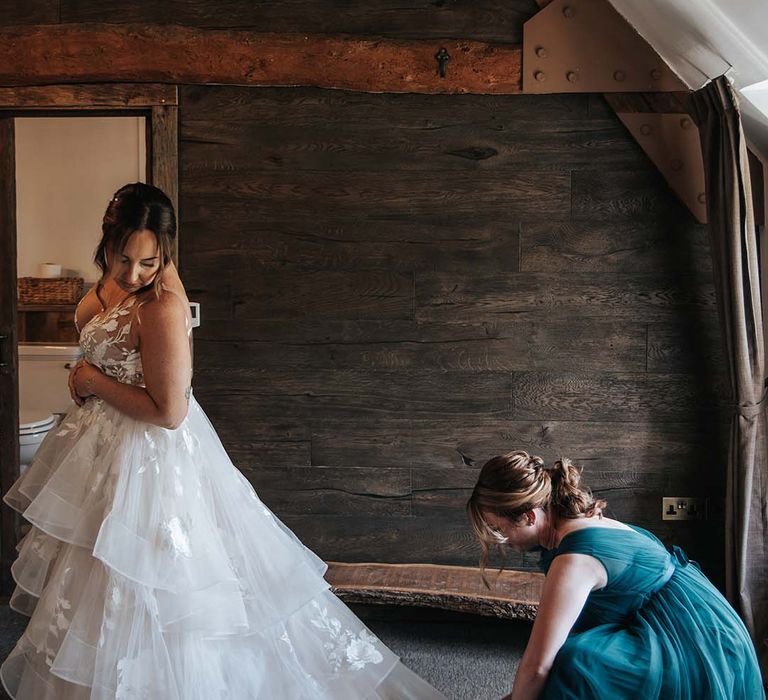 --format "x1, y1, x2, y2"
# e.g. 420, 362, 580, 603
1, 183, 446, 699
